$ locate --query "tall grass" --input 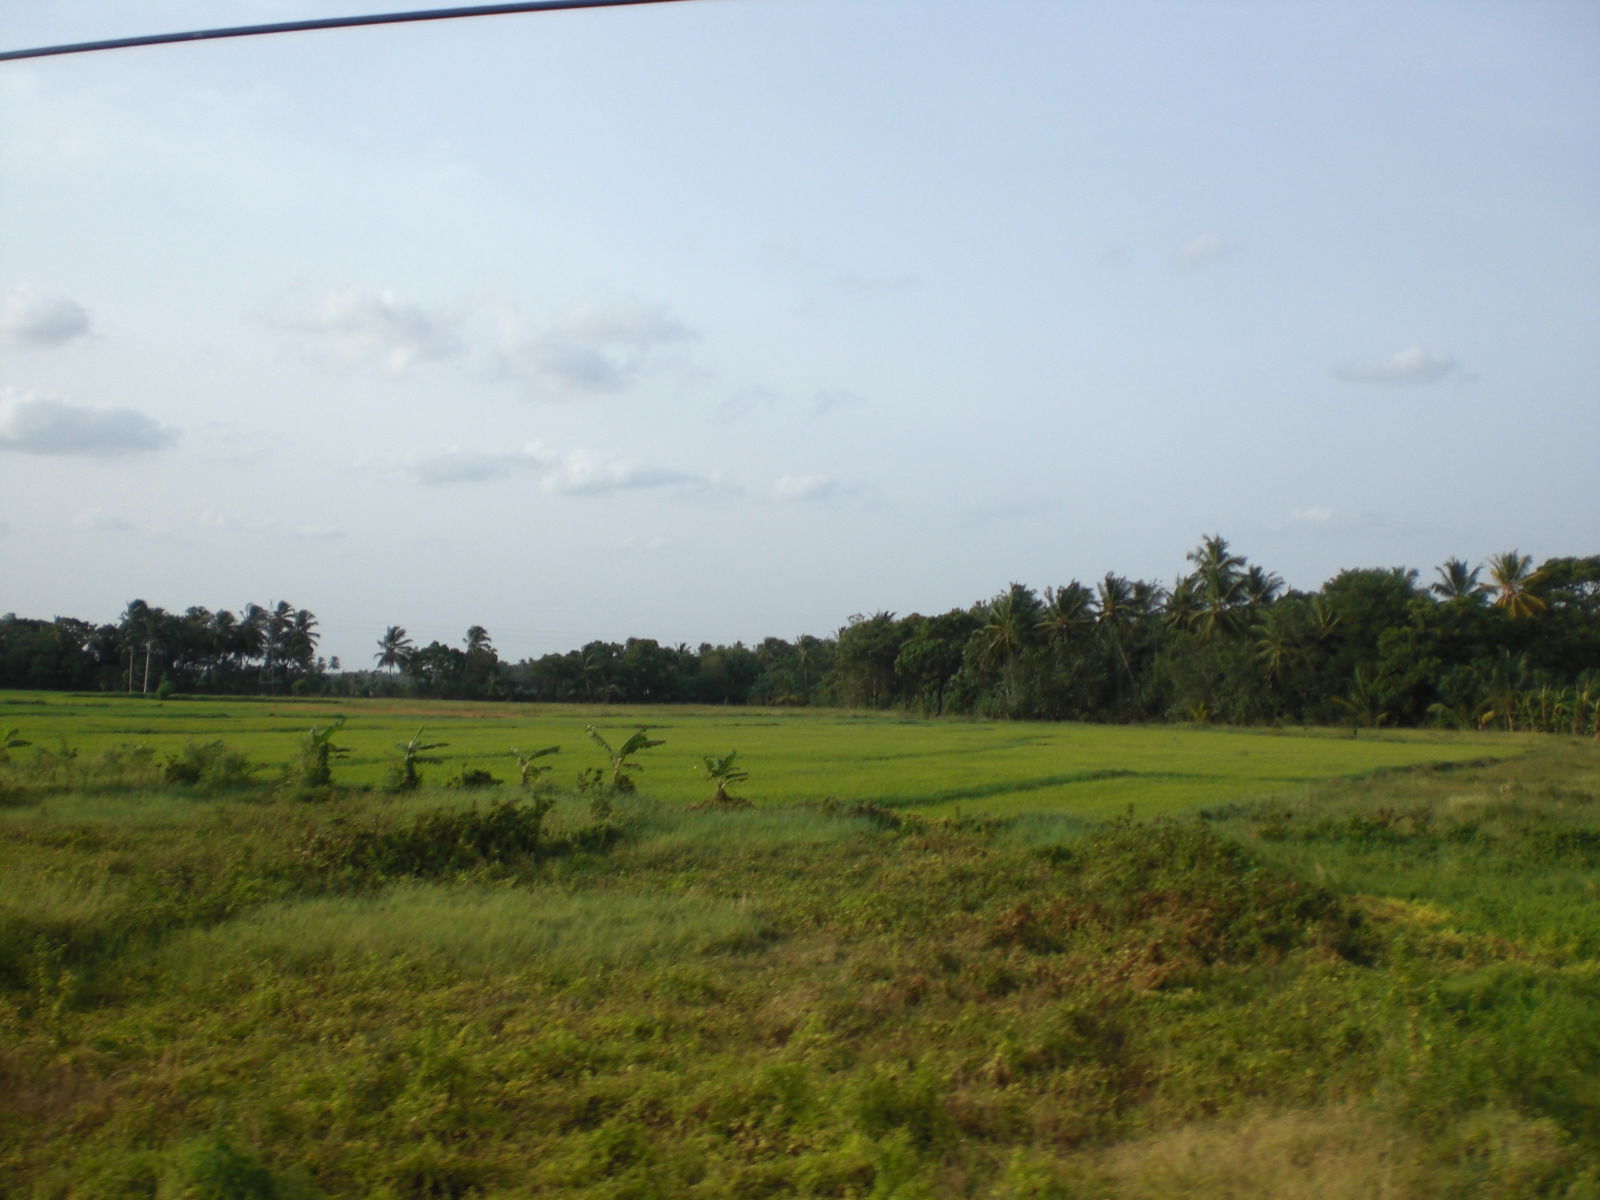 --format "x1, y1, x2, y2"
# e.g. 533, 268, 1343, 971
155, 885, 774, 981
1, 730, 1595, 1197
